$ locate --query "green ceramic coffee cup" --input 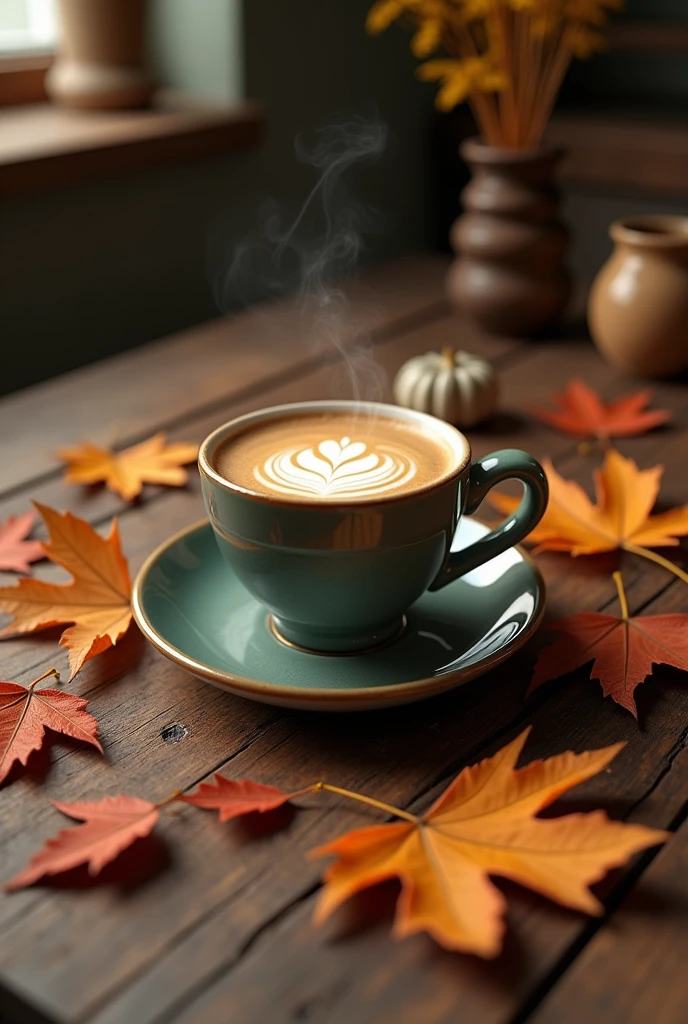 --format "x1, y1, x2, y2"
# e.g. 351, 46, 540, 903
199, 400, 548, 654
